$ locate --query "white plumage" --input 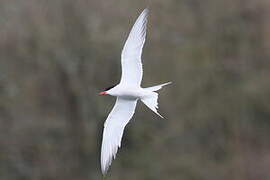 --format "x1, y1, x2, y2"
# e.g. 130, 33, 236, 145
101, 98, 137, 174
99, 9, 171, 175
120, 8, 148, 86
